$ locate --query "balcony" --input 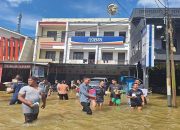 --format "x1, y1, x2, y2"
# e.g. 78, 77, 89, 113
39, 37, 64, 49
98, 60, 128, 65
36, 58, 63, 63
67, 59, 128, 65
